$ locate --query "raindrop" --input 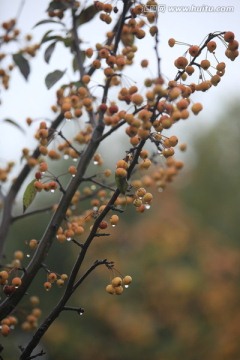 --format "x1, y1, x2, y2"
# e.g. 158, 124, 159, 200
50, 189, 55, 193
93, 206, 98, 212
72, 174, 76, 177
91, 185, 96, 190
79, 309, 84, 316
124, 285, 129, 288
26, 254, 31, 258
158, 187, 163, 192
73, 158, 78, 162
14, 286, 19, 289
41, 171, 45, 175
93, 161, 98, 165
67, 237, 72, 242
64, 155, 69, 160
145, 204, 151, 210
111, 224, 116, 228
